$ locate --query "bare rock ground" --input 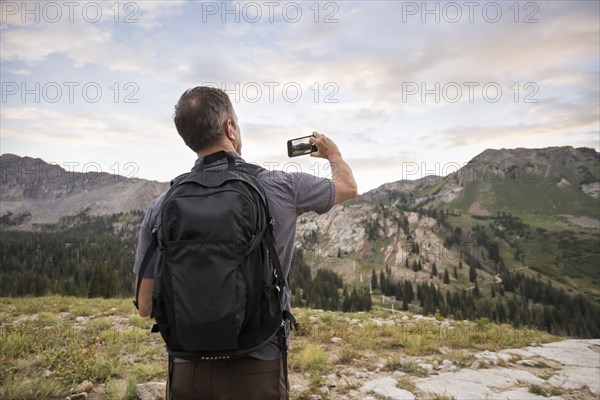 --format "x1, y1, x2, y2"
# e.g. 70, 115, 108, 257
306, 339, 600, 400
